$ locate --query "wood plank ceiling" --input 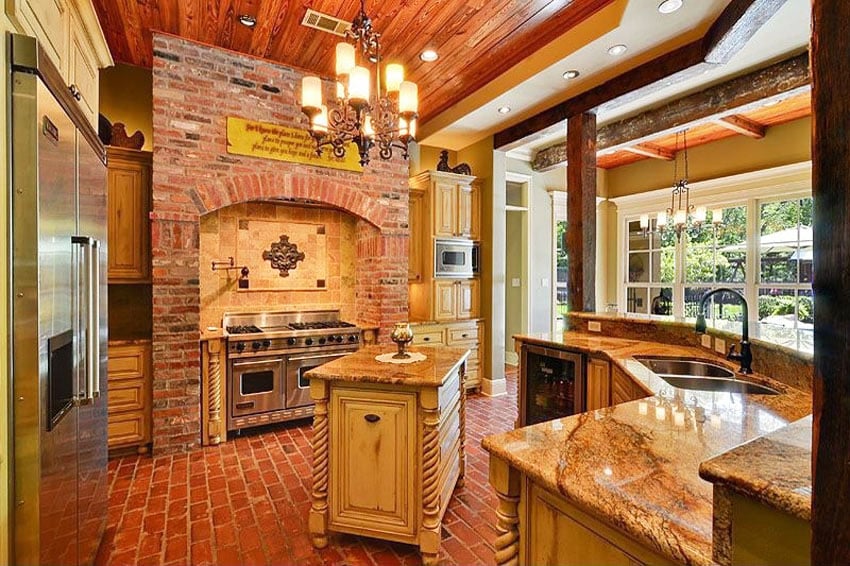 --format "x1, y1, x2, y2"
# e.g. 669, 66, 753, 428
595, 90, 812, 169
92, 0, 617, 122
